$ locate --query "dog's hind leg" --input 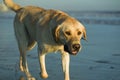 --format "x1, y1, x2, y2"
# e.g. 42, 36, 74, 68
18, 47, 35, 80
17, 36, 36, 80
20, 49, 35, 80
14, 22, 35, 80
